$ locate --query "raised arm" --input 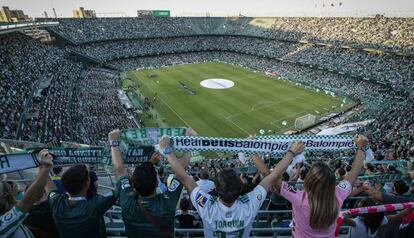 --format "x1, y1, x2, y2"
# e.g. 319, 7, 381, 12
108, 129, 127, 178
344, 135, 368, 186
260, 141, 304, 192
250, 154, 270, 177
160, 136, 197, 193
387, 208, 414, 222
18, 149, 53, 212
